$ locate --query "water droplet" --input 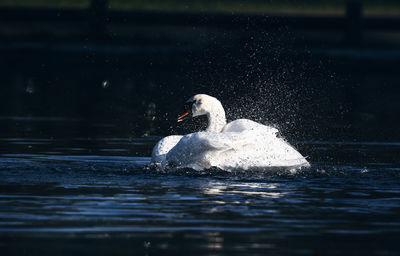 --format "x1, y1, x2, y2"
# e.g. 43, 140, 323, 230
25, 85, 34, 94
102, 80, 109, 88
